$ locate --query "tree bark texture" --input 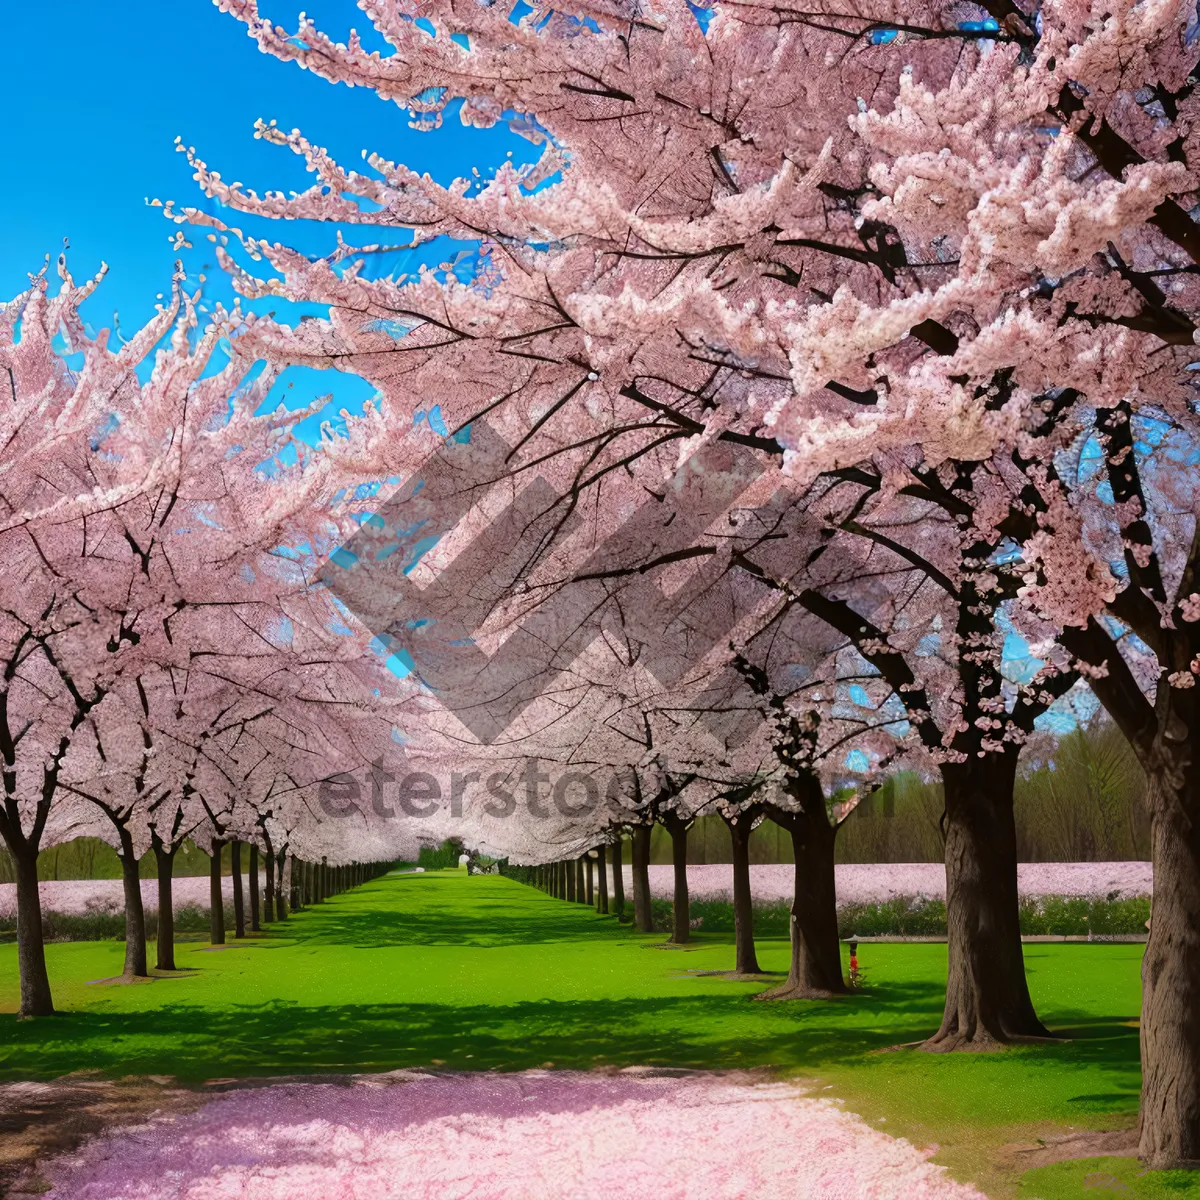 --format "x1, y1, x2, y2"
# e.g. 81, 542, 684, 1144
116, 826, 148, 978
631, 826, 653, 932
725, 812, 761, 975
925, 752, 1049, 1049
760, 777, 847, 1000
208, 842, 226, 945
153, 839, 177, 971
